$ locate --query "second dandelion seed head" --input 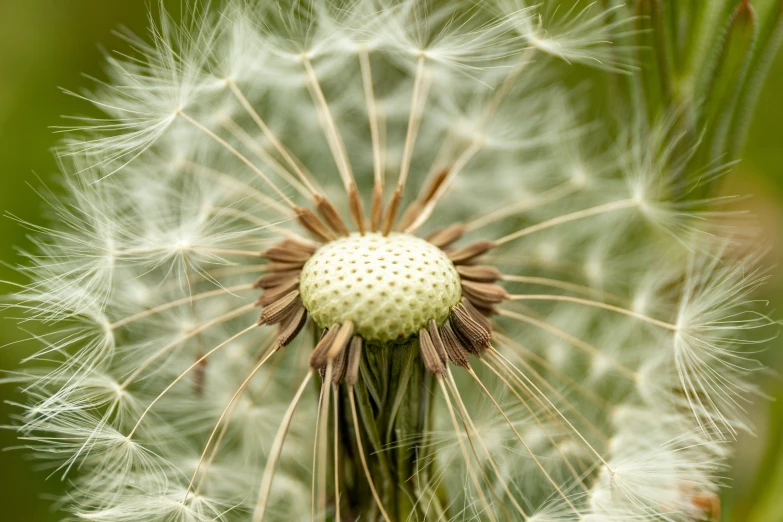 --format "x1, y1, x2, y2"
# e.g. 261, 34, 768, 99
300, 232, 461, 343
